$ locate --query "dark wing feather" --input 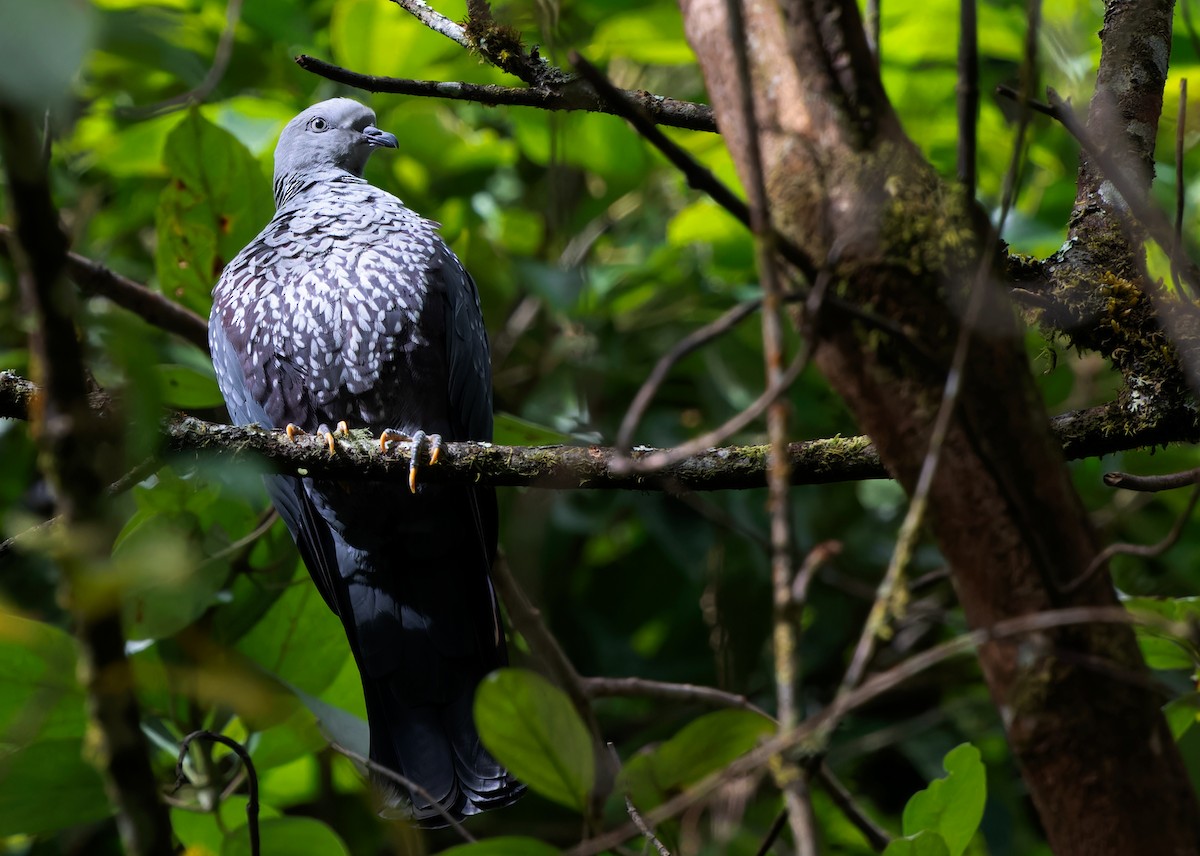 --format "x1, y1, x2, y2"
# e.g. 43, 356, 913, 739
209, 322, 343, 615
